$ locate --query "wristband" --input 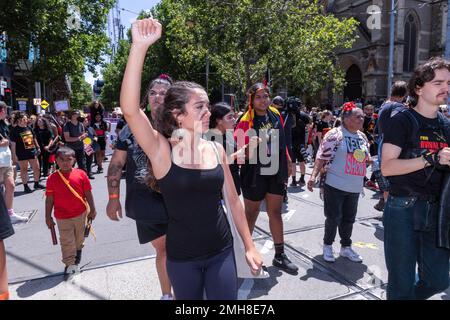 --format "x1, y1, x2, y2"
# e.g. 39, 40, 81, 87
109, 194, 119, 199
